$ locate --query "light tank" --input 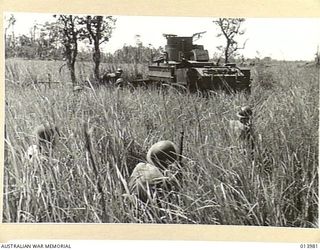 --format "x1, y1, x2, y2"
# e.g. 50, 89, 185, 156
136, 32, 251, 94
